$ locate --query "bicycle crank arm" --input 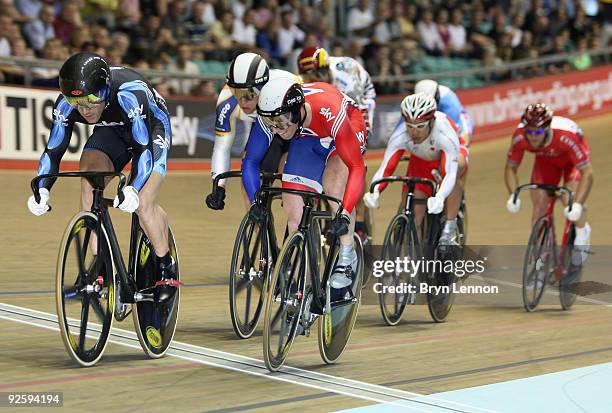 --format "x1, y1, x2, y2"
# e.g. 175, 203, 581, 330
329, 297, 358, 310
